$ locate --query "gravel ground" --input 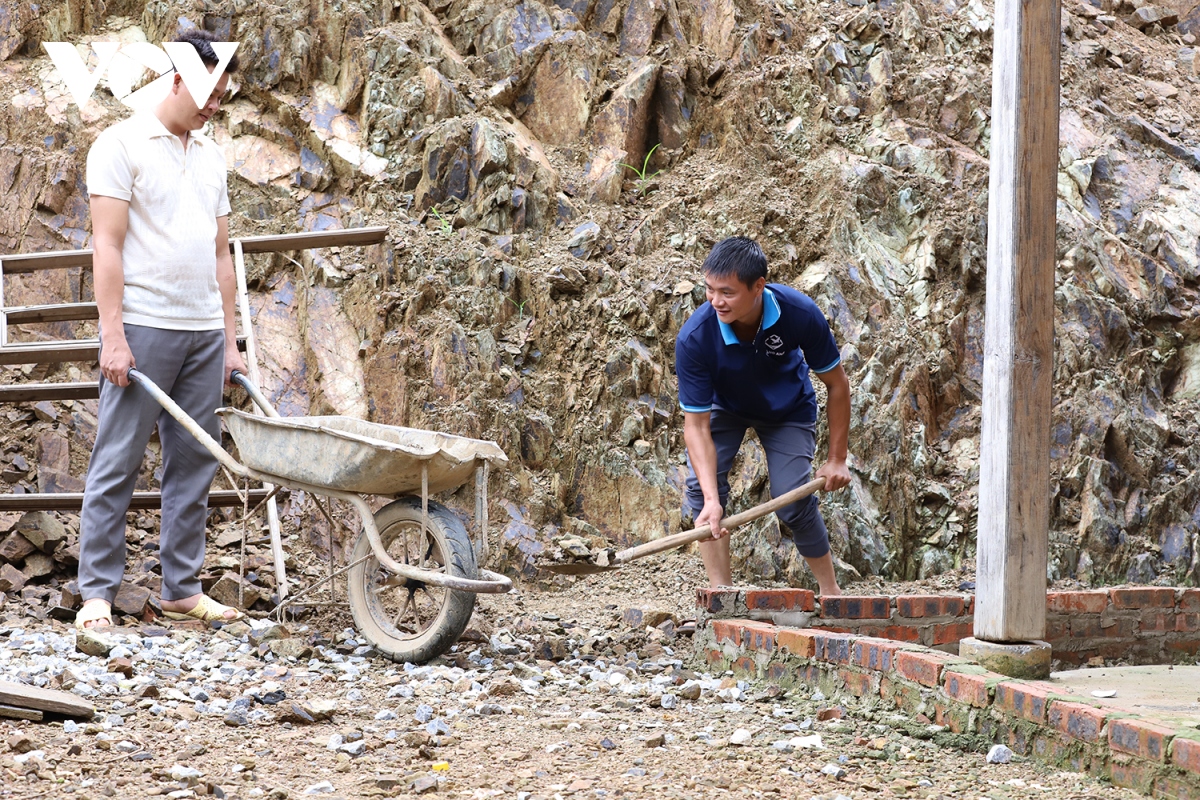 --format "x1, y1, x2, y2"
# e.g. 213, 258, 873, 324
0, 553, 1144, 800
